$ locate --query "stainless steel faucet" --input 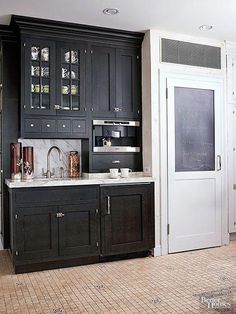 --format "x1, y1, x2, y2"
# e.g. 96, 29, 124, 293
42, 146, 62, 178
